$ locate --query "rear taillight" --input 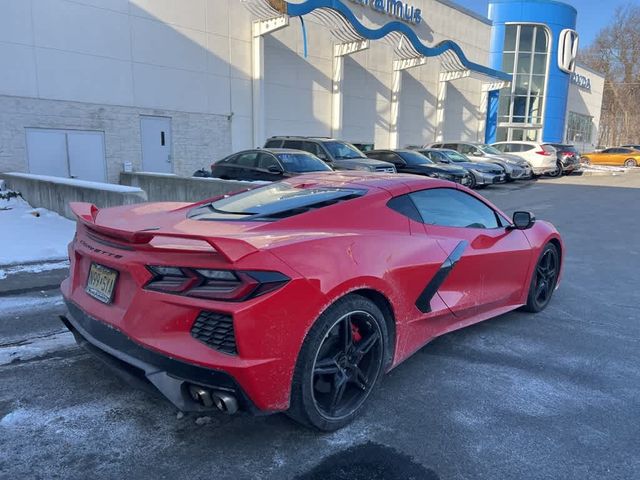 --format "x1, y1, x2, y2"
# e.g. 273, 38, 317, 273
145, 266, 289, 301
535, 150, 552, 156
